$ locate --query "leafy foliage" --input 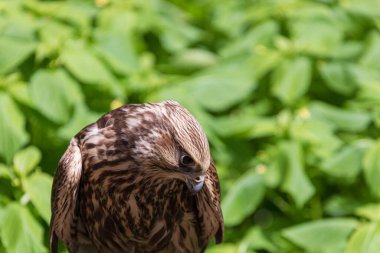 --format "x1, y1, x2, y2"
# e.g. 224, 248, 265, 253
1, 0, 380, 252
